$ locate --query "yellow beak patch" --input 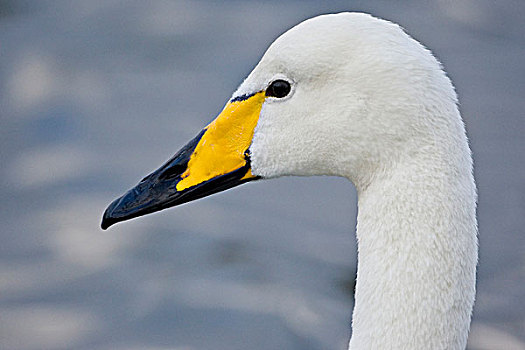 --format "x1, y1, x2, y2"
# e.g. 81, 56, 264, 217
176, 91, 265, 191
